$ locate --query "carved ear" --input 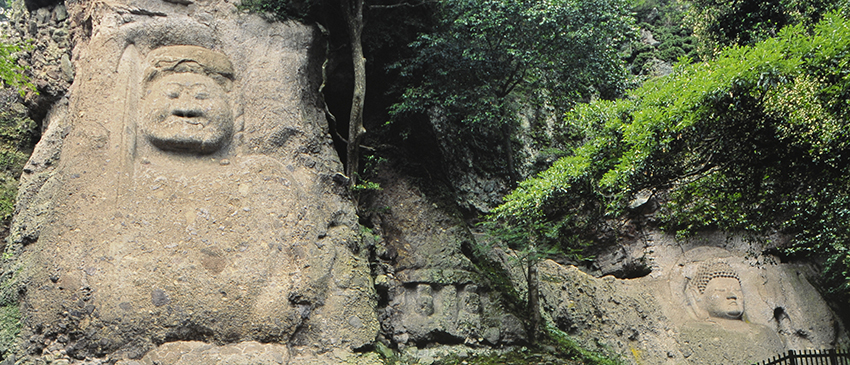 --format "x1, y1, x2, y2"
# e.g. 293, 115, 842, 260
685, 286, 709, 320
234, 112, 244, 132
232, 95, 244, 128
